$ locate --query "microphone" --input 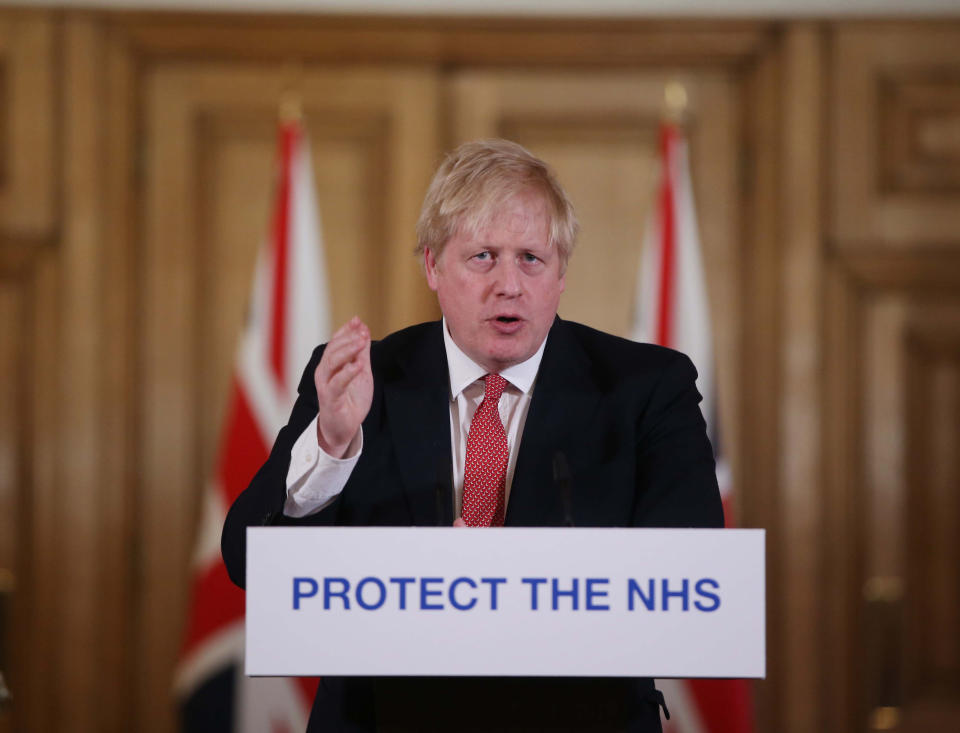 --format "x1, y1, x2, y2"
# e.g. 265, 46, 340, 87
552, 451, 575, 527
